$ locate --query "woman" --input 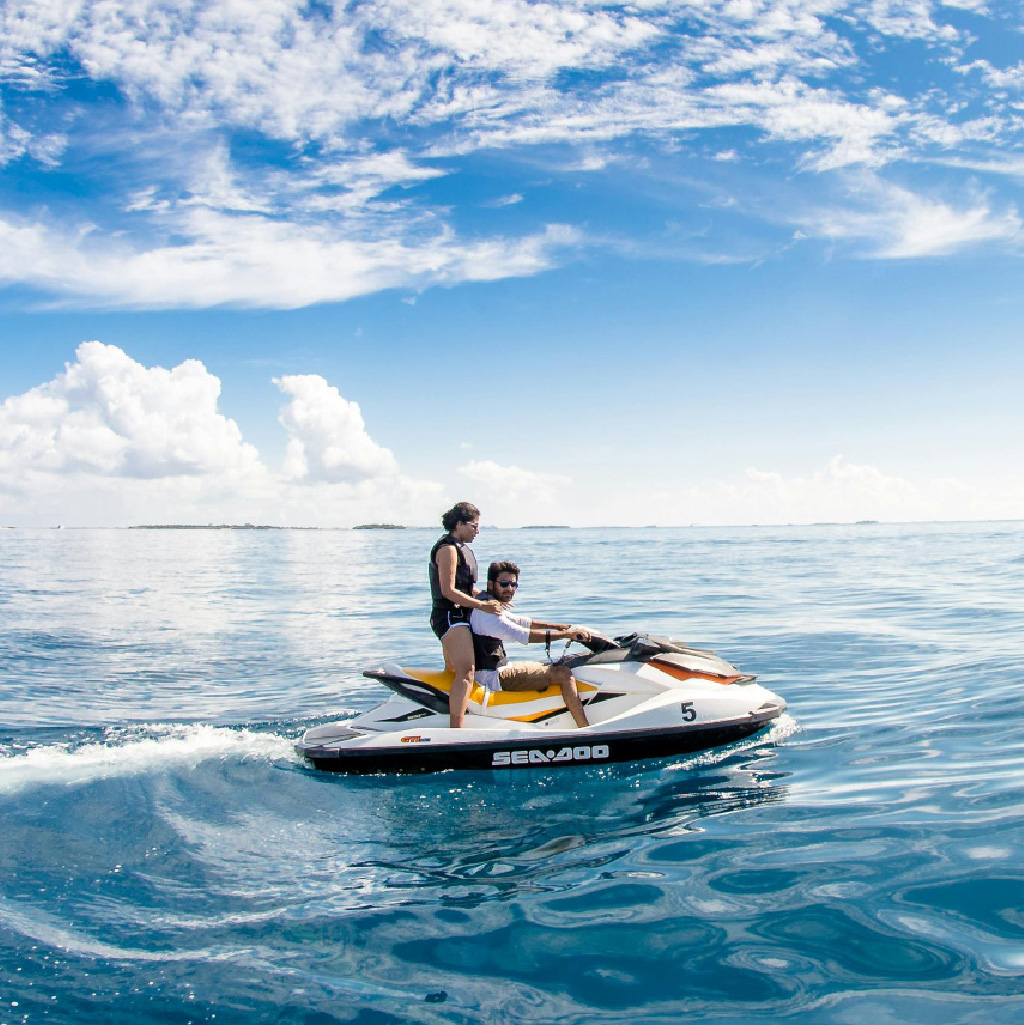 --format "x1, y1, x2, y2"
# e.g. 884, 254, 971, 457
429, 502, 503, 728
